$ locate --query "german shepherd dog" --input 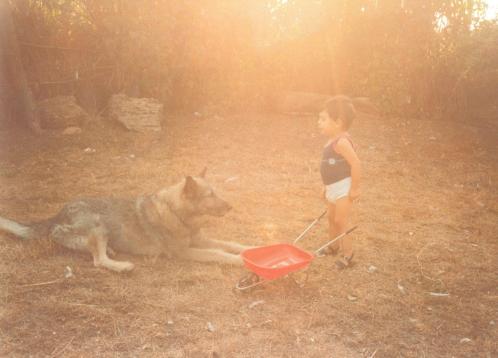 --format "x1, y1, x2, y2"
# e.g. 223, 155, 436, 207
0, 169, 251, 272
